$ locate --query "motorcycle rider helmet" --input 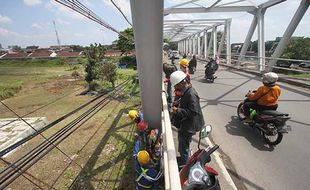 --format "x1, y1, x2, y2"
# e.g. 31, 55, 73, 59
137, 150, 150, 165
262, 72, 278, 86
170, 71, 187, 87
